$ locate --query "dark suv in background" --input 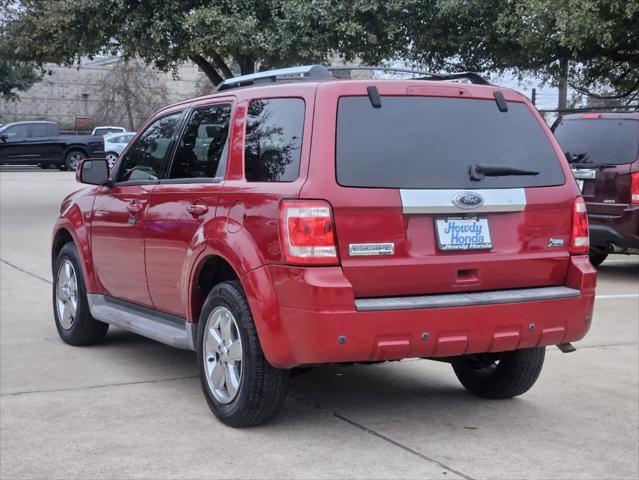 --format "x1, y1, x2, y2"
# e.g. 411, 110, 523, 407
554, 113, 639, 266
